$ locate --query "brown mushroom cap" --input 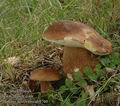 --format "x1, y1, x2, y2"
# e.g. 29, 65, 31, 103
30, 68, 61, 81
43, 20, 112, 55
